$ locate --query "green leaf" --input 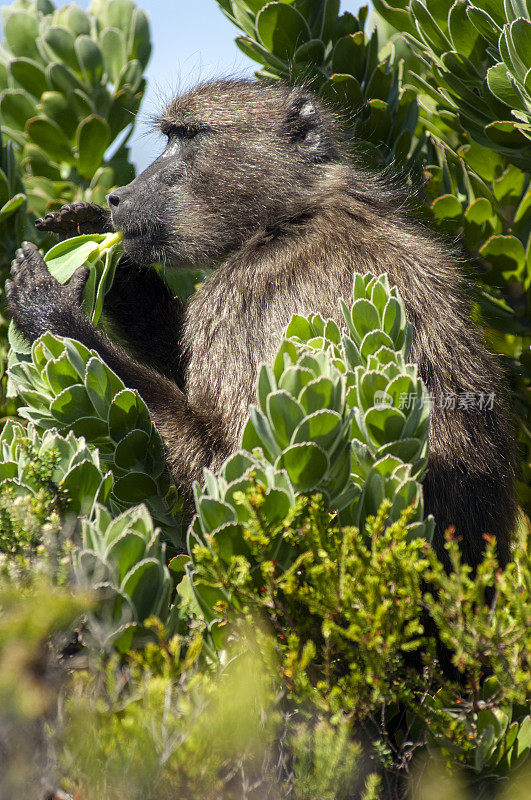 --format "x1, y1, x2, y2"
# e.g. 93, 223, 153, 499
105, 530, 147, 583
85, 357, 124, 419
0, 89, 35, 131
235, 35, 289, 73
4, 11, 41, 60
293, 39, 325, 66
431, 194, 462, 220
267, 391, 305, 449
465, 197, 493, 225
100, 27, 127, 85
0, 192, 25, 220
411, 0, 451, 53
350, 298, 381, 341
247, 406, 281, 460
276, 442, 328, 493
487, 62, 525, 110
61, 460, 106, 517
321, 73, 363, 110
65, 5, 91, 36
46, 61, 86, 95
360, 329, 394, 360
448, 0, 479, 57
9, 58, 47, 98
44, 354, 79, 394
480, 235, 526, 278
113, 472, 158, 503
299, 377, 335, 414
76, 115, 111, 179
256, 3, 311, 61
108, 389, 150, 441
106, 0, 137, 33
466, 6, 501, 44
292, 409, 343, 450
278, 366, 313, 399
317, 0, 340, 42
364, 405, 406, 446
75, 35, 104, 83
506, 19, 531, 80
121, 558, 164, 621
35, 89, 69, 133
128, 8, 151, 67
51, 384, 95, 425
45, 235, 102, 283
42, 25, 79, 72
198, 497, 236, 533
26, 116, 75, 165
118, 59, 143, 92
7, 320, 31, 356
